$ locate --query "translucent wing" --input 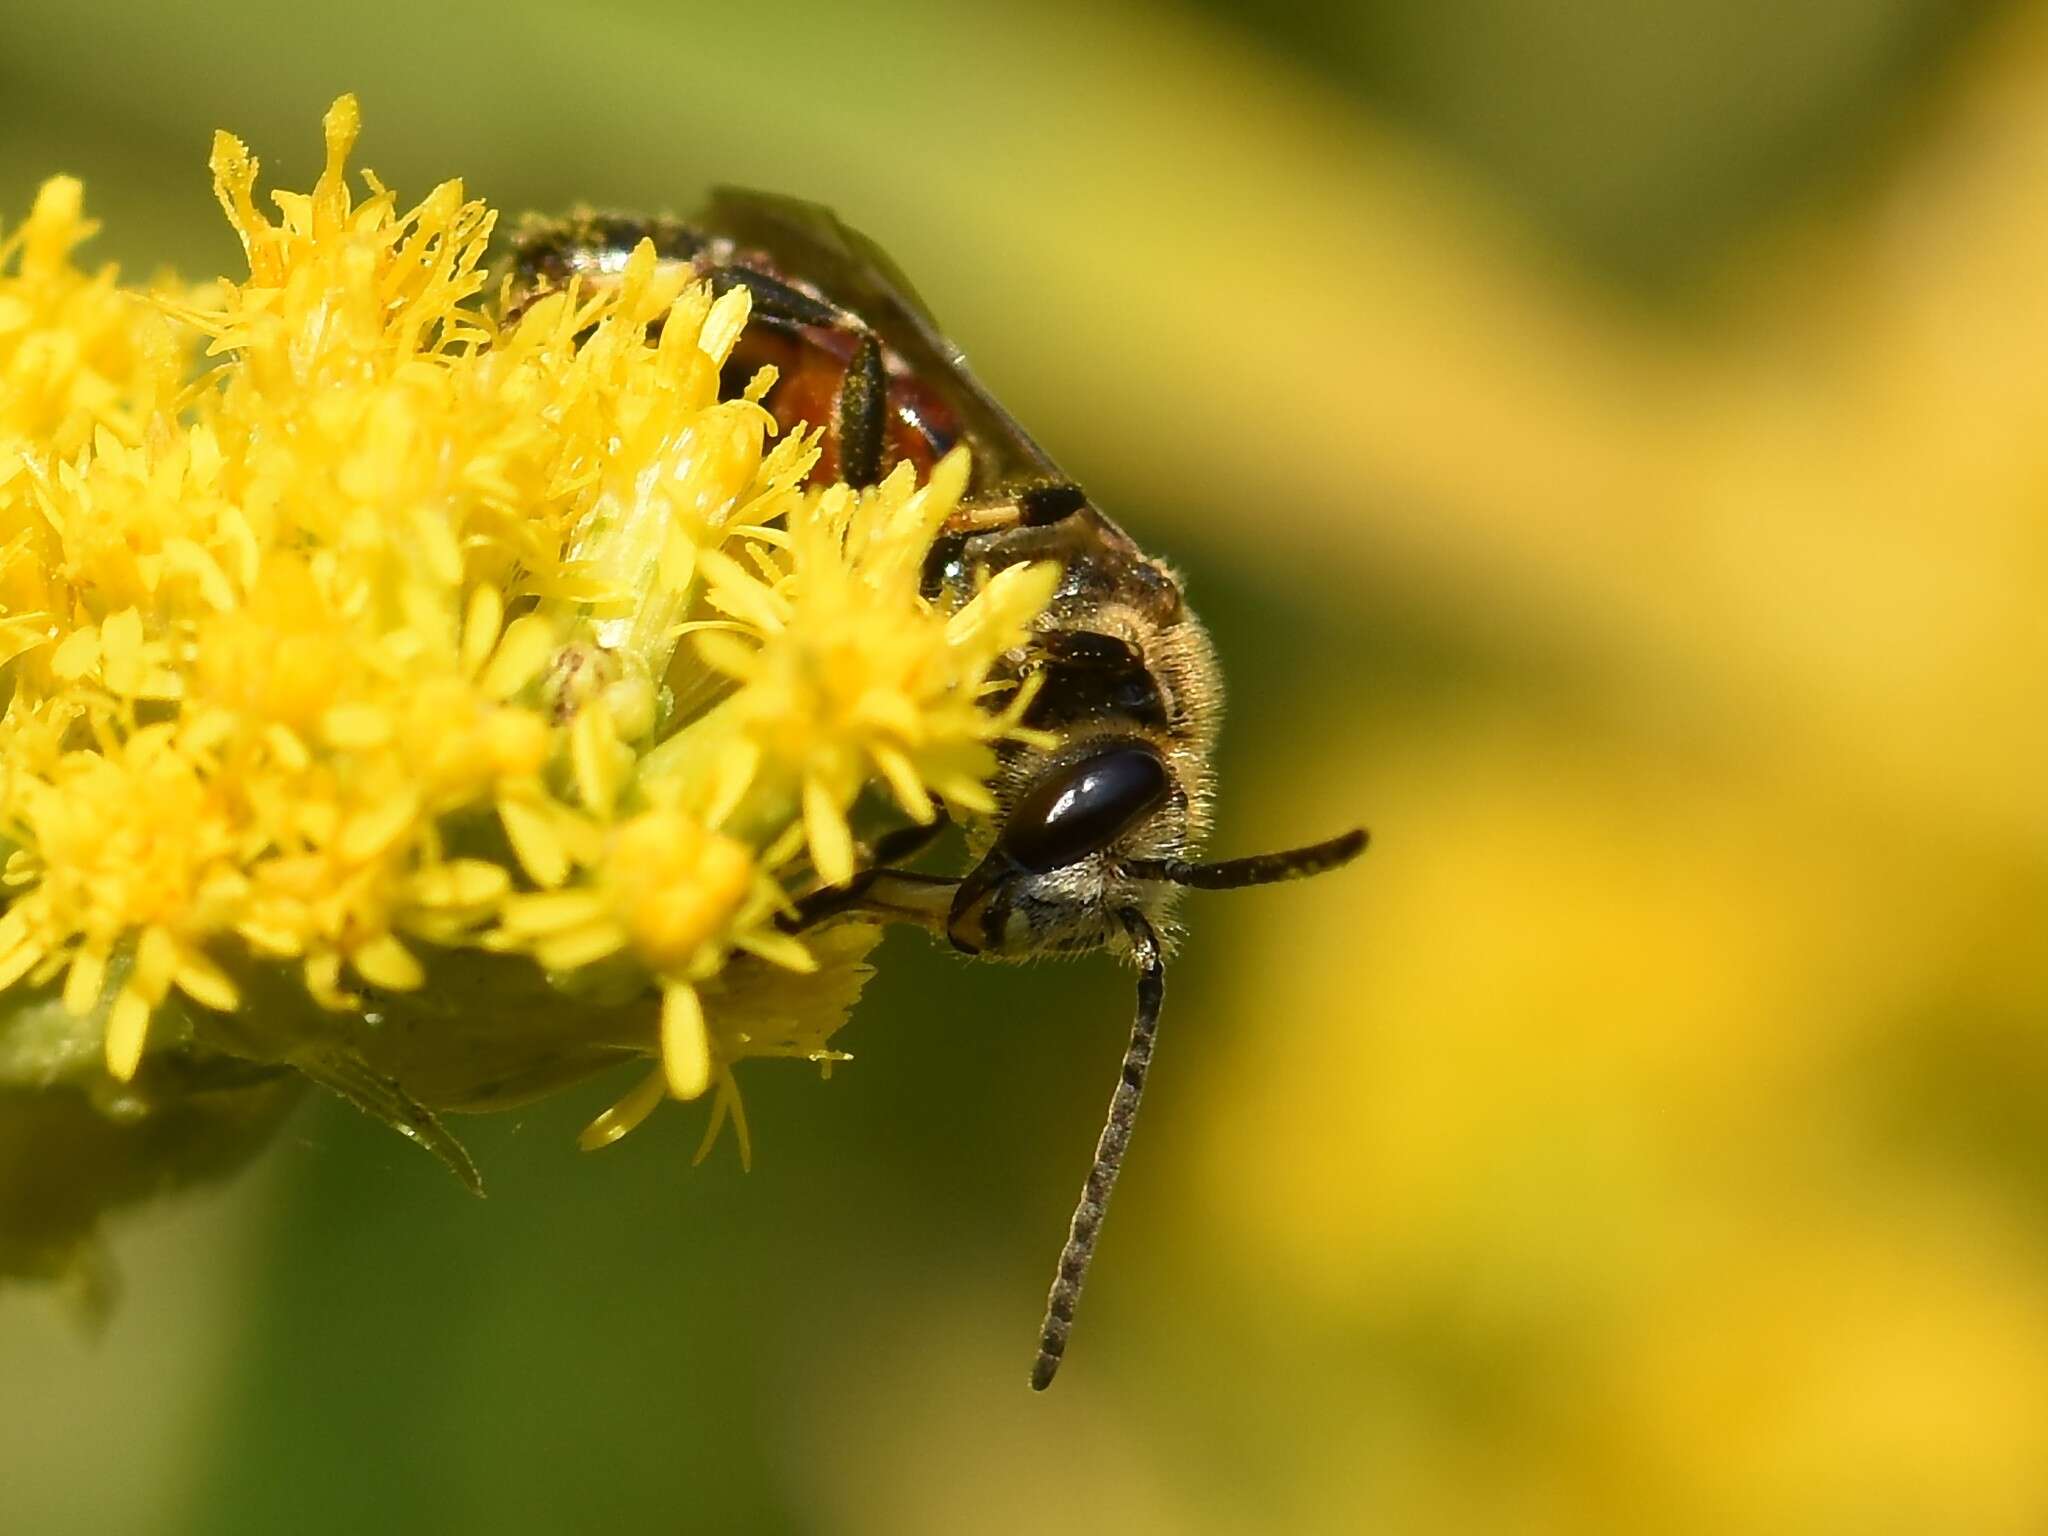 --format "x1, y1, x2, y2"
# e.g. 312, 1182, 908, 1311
700, 187, 1067, 488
